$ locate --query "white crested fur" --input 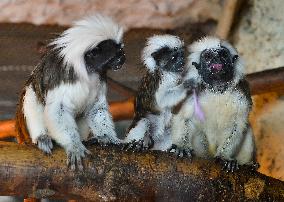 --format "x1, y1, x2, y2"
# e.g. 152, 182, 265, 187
187, 36, 244, 85
51, 14, 124, 80
172, 88, 254, 165
189, 36, 221, 54
23, 85, 47, 144
142, 34, 184, 73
